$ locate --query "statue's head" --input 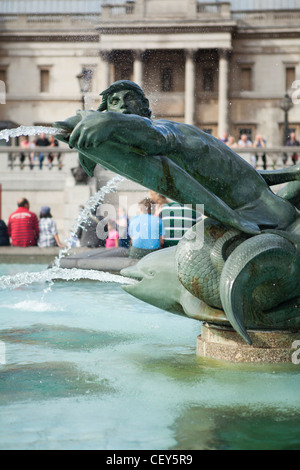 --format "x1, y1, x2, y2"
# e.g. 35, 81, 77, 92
97, 80, 152, 118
